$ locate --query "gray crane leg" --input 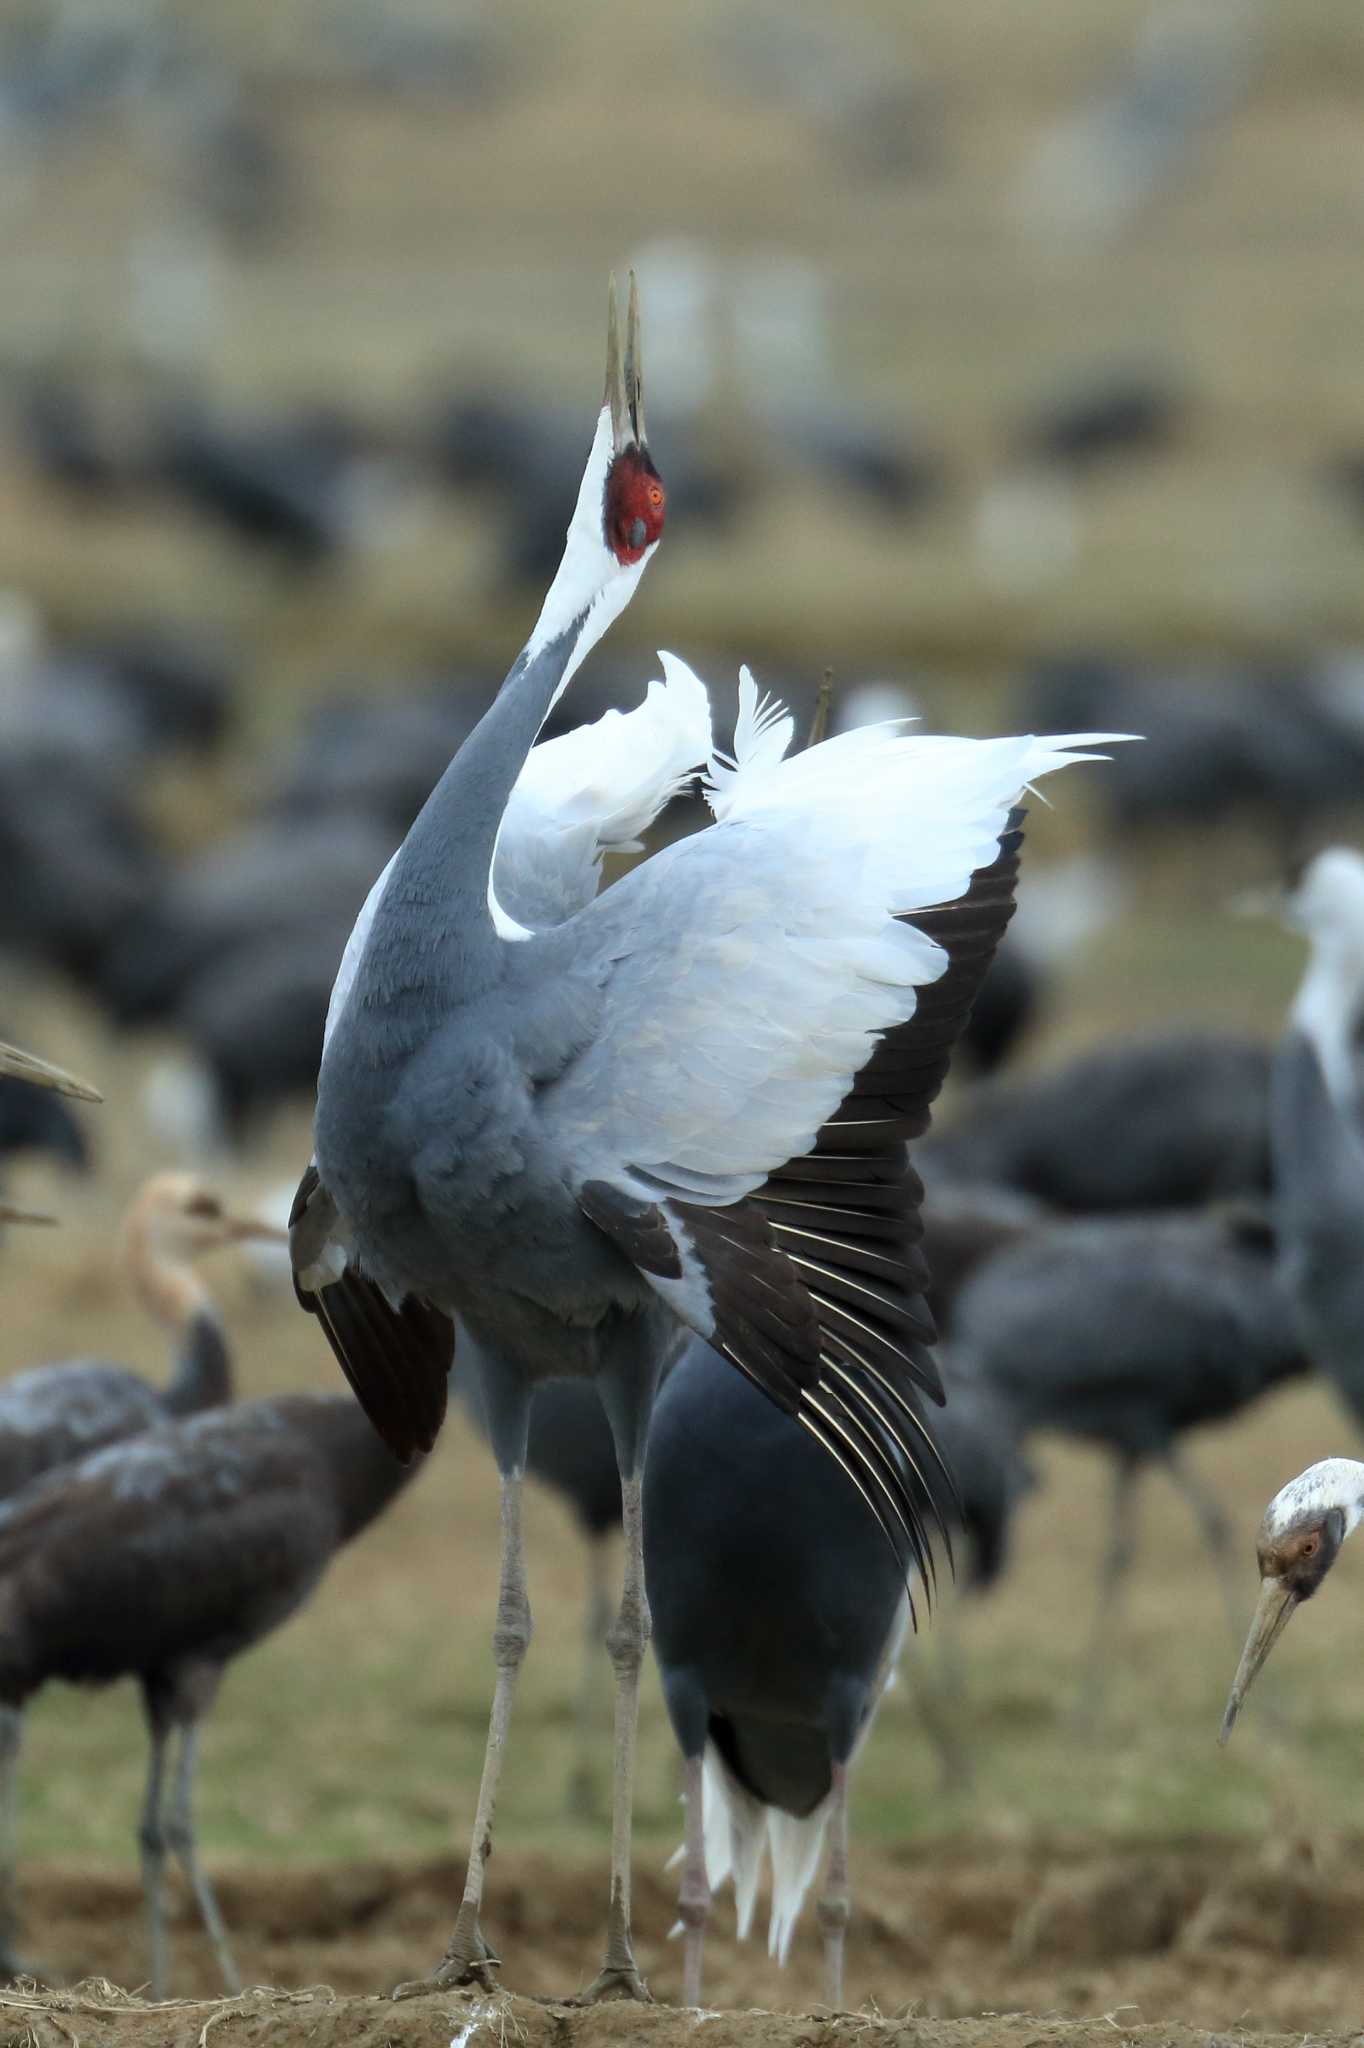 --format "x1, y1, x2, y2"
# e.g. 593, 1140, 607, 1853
581, 1471, 651, 2002
166, 1722, 241, 1994
817, 1763, 851, 2010
0, 1709, 23, 1976
903, 1625, 973, 1793
137, 1702, 172, 2000
1073, 1457, 1139, 1730
567, 1532, 612, 1820
394, 1473, 530, 1999
1164, 1447, 1244, 1643
677, 1752, 710, 2007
